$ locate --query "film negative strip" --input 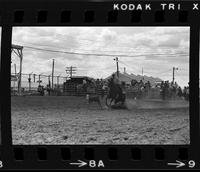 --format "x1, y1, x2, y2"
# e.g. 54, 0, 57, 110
0, 0, 199, 170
